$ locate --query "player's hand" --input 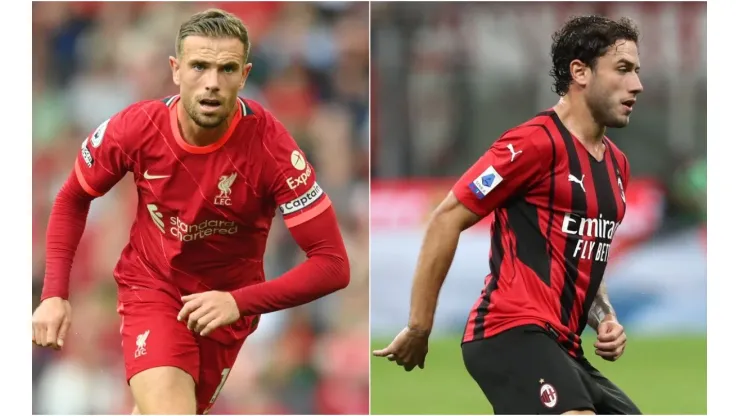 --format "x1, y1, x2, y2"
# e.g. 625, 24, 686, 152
594, 316, 627, 361
178, 291, 241, 336
32, 297, 72, 350
372, 326, 430, 371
